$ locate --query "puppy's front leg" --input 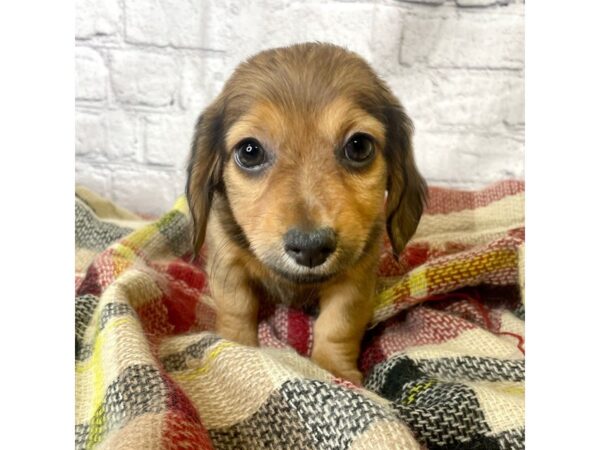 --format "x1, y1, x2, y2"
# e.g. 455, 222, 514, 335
210, 259, 260, 347
311, 271, 376, 385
